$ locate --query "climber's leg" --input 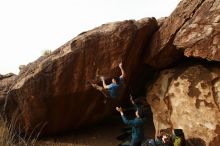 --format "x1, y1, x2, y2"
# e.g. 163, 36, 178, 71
91, 83, 110, 103
91, 83, 104, 91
